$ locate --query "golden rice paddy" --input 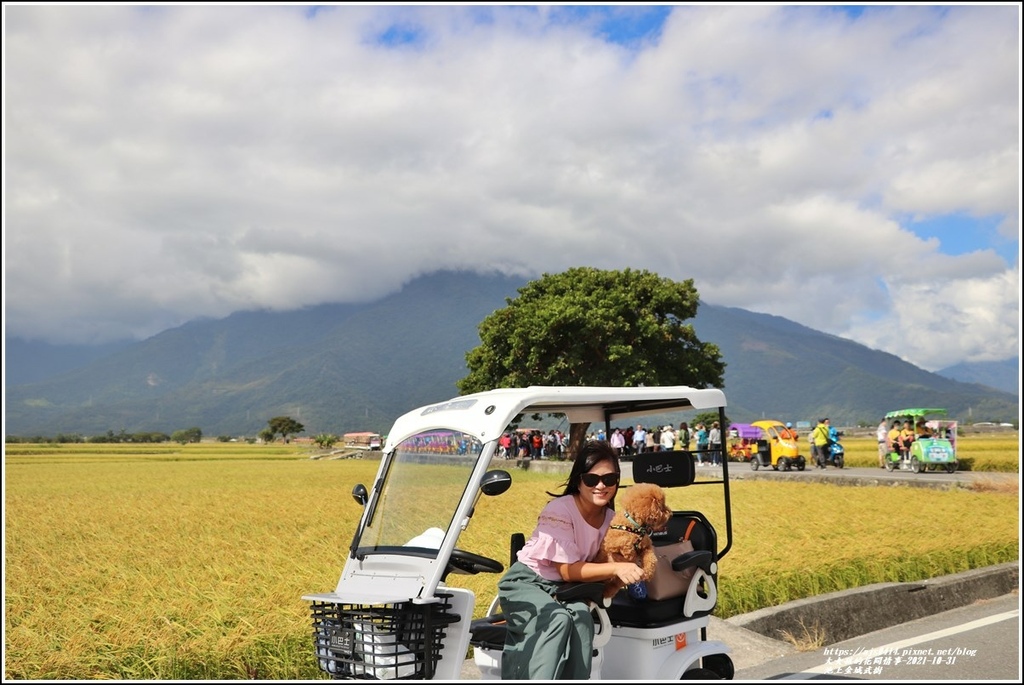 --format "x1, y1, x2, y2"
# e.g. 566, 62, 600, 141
4, 436, 1018, 679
